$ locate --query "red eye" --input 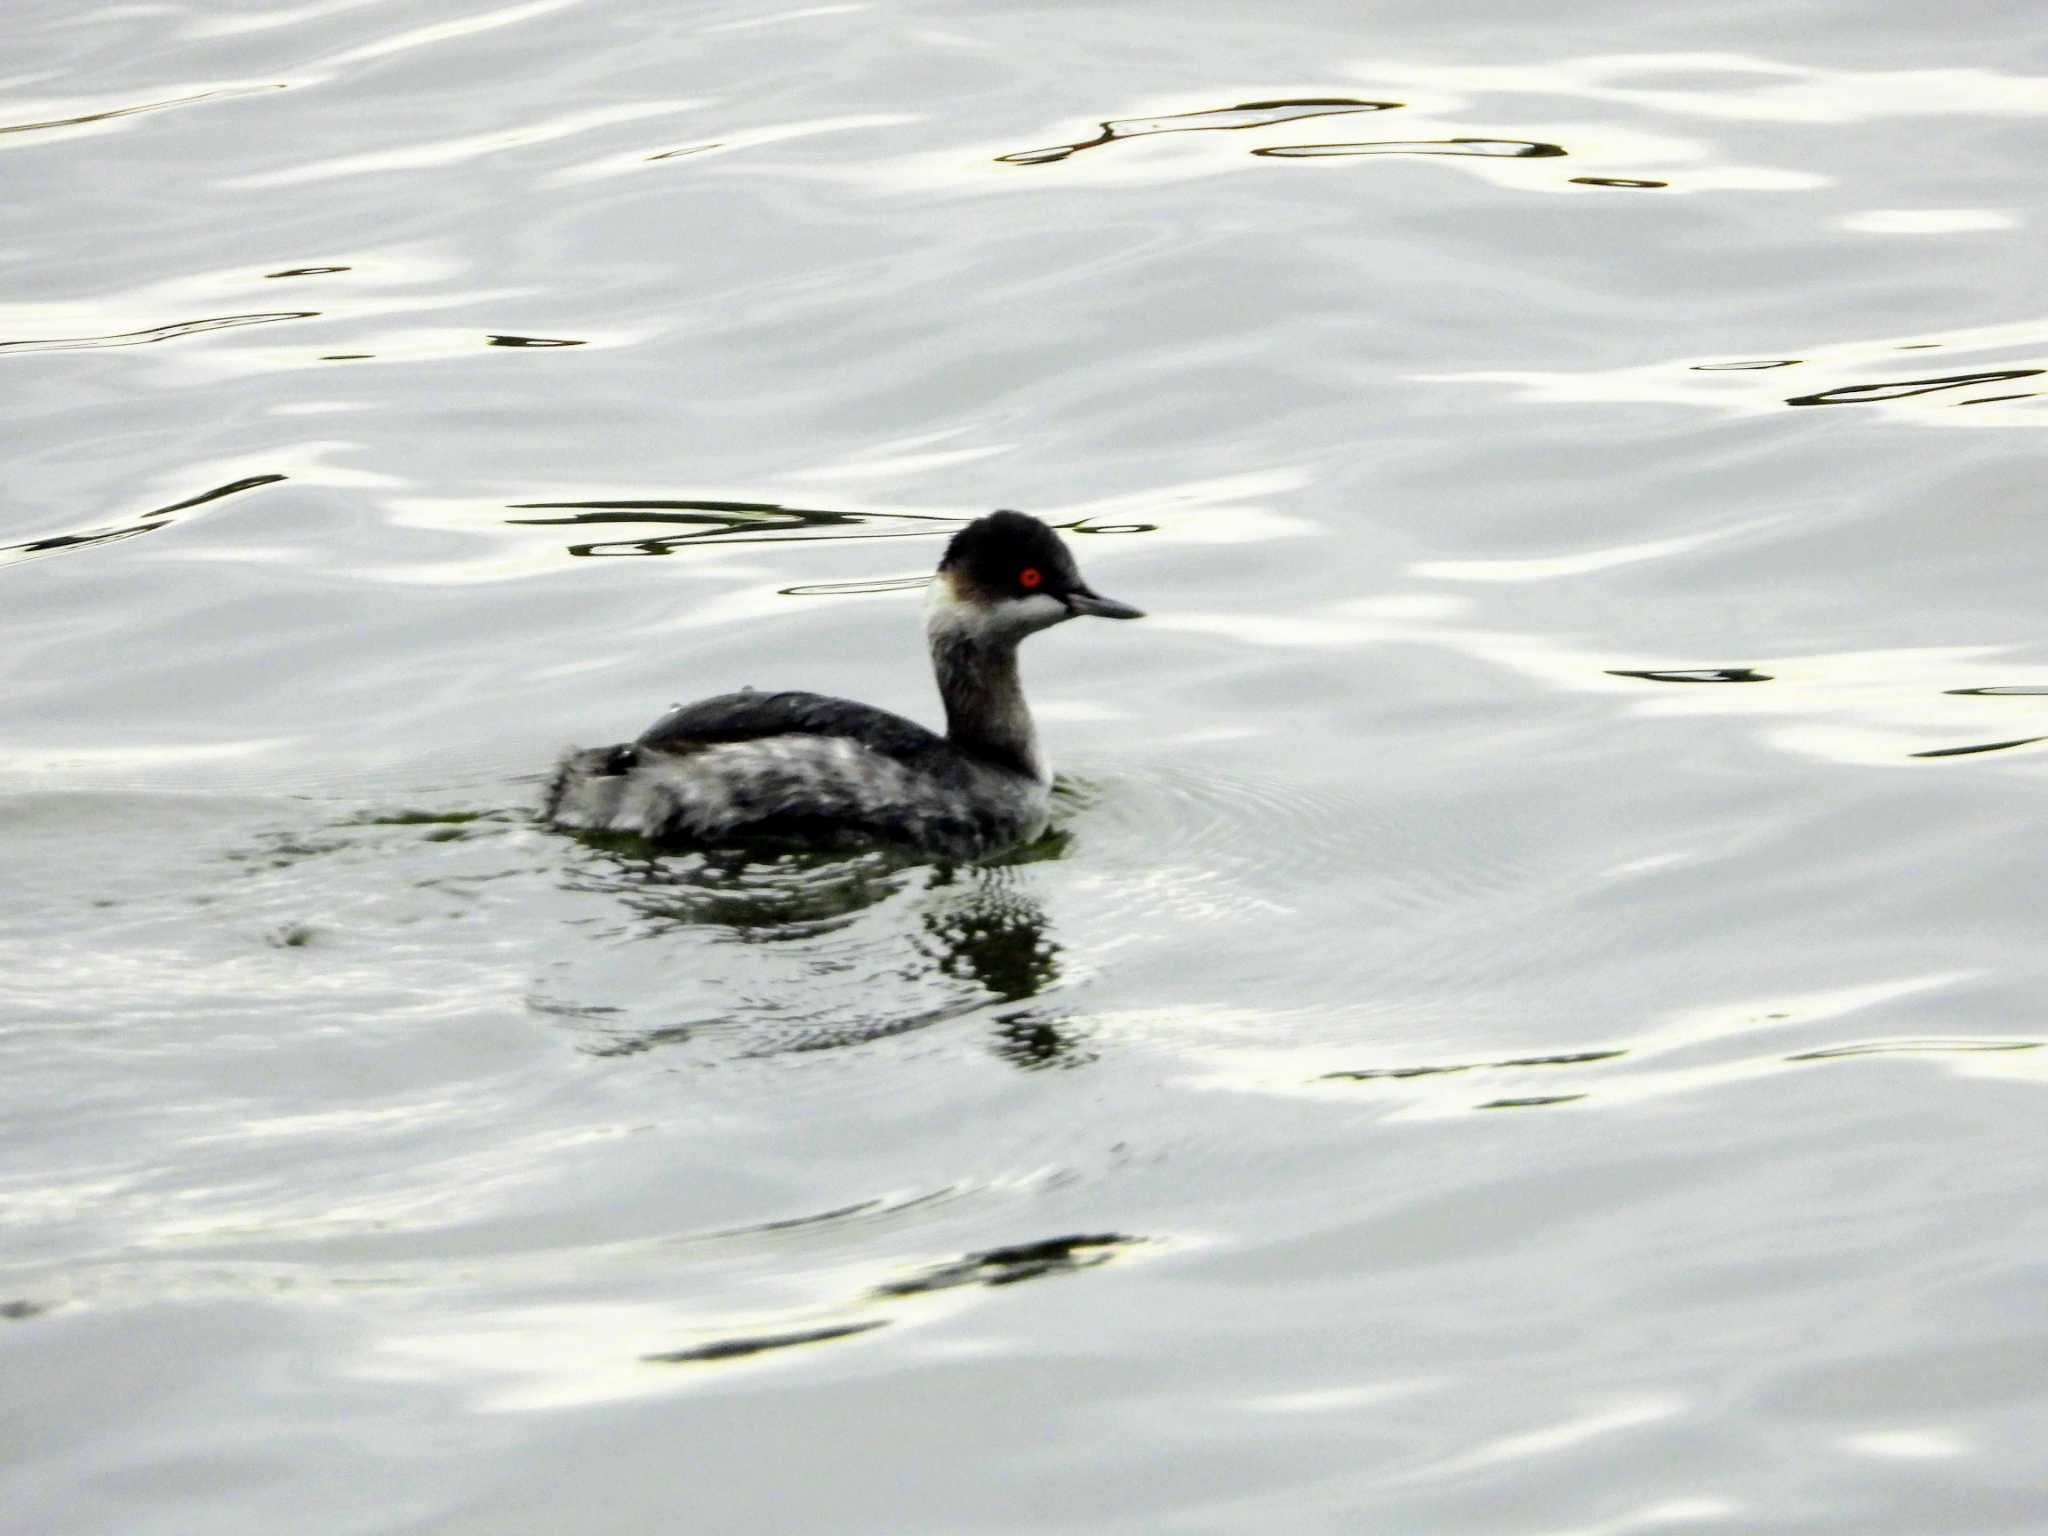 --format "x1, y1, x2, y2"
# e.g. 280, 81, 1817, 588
1019, 567, 1043, 590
